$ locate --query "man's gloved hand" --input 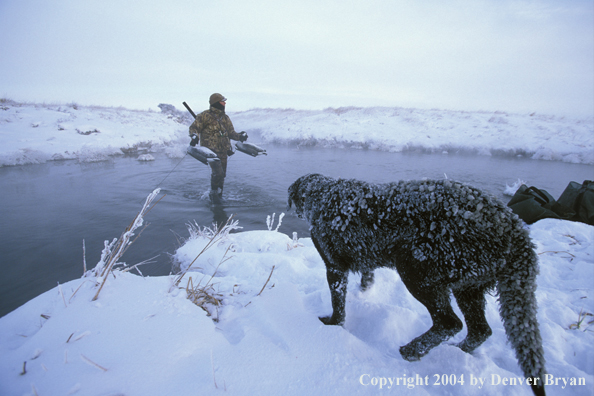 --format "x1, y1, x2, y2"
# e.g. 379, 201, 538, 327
238, 131, 248, 142
190, 134, 198, 147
